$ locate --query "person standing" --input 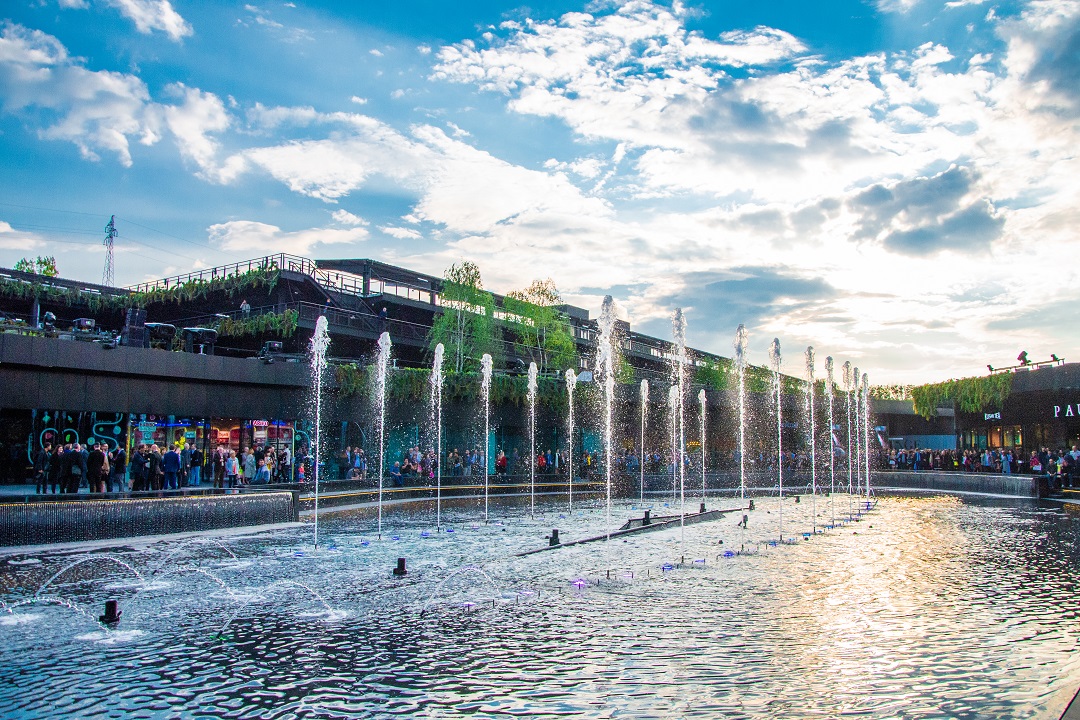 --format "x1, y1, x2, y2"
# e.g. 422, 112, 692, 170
189, 446, 203, 487
148, 444, 164, 491
162, 444, 181, 490
225, 450, 240, 490
242, 447, 256, 486
179, 443, 191, 487
33, 443, 52, 495
65, 443, 87, 494
129, 445, 148, 491
109, 445, 127, 492
212, 446, 227, 489
85, 443, 107, 493
47, 445, 63, 494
